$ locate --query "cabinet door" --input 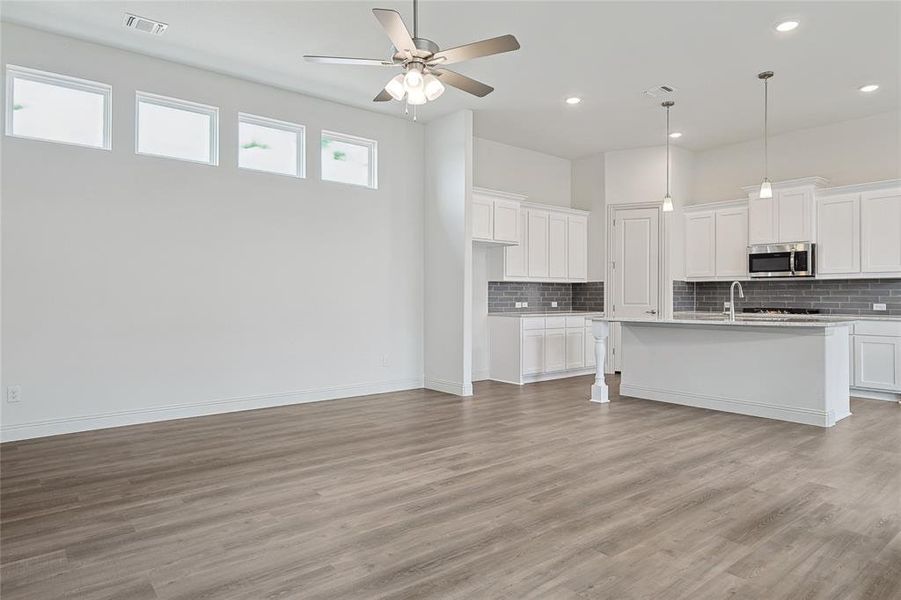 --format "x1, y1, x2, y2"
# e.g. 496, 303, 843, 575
818, 194, 860, 275
548, 213, 568, 279
684, 211, 716, 278
748, 195, 777, 245
861, 189, 901, 273
567, 215, 588, 281
565, 328, 585, 369
522, 329, 545, 375
853, 335, 901, 391
544, 328, 566, 372
776, 188, 813, 243
715, 207, 748, 277
584, 326, 596, 367
493, 199, 520, 244
504, 210, 528, 278
527, 209, 550, 278
472, 195, 493, 241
